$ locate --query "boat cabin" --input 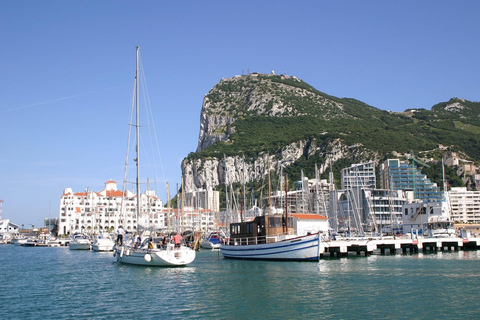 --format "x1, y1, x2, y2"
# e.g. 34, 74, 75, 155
228, 214, 294, 245
402, 200, 455, 237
